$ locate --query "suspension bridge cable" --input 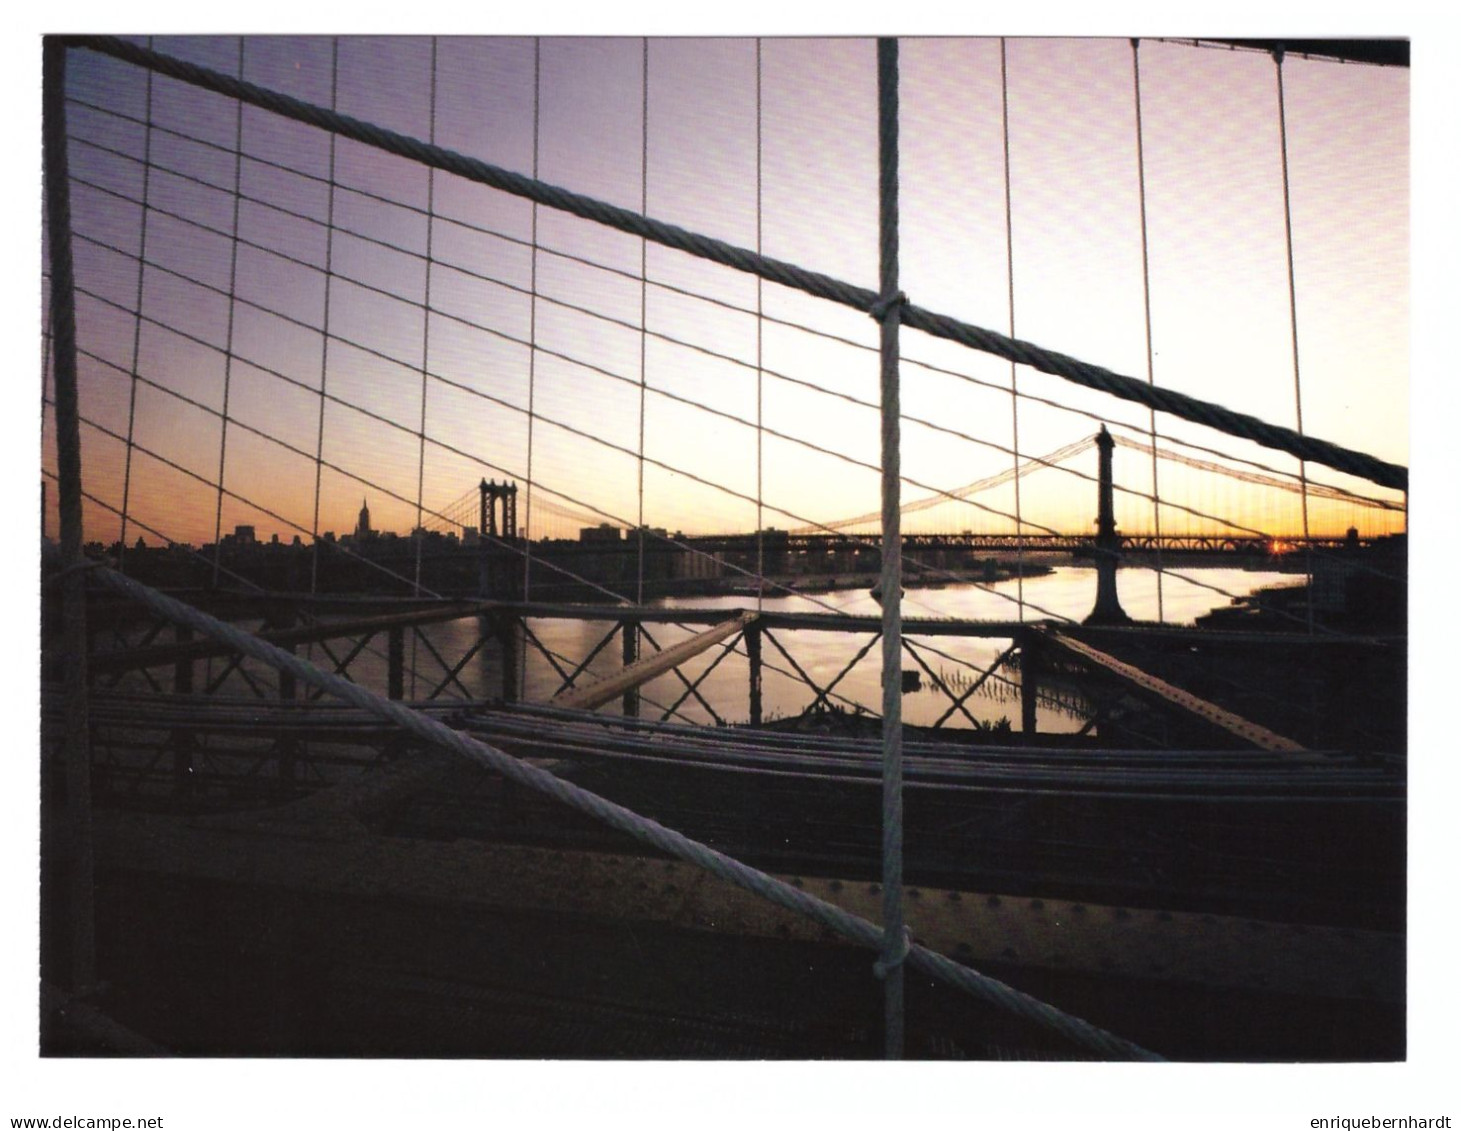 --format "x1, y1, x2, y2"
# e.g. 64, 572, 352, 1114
69, 252, 1394, 633
999, 39, 1027, 623
59, 39, 1402, 642
65, 112, 1401, 526
64, 233, 1085, 621
523, 37, 541, 598
114, 48, 153, 577
874, 37, 908, 1058
67, 97, 1367, 514
61, 275, 867, 616
407, 37, 441, 695
61, 88, 1408, 516
85, 562, 1162, 1058
1273, 45, 1315, 634
44, 38, 100, 994
56, 404, 451, 600
791, 437, 1095, 533
412, 36, 440, 607
67, 35, 1408, 494
756, 37, 766, 614
62, 152, 1067, 543
309, 37, 340, 596
1131, 39, 1165, 623
210, 39, 247, 591
1112, 434, 1403, 511
636, 37, 650, 609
